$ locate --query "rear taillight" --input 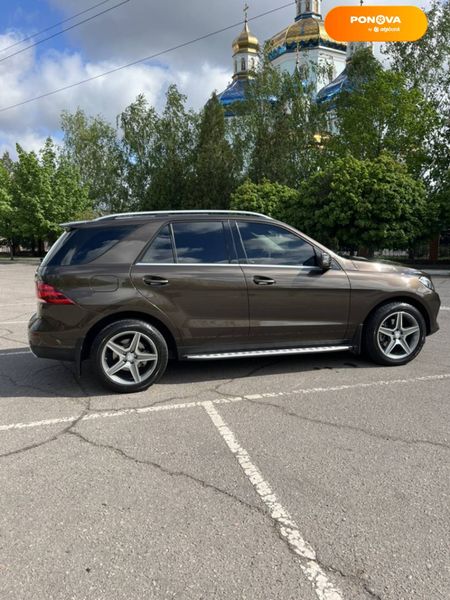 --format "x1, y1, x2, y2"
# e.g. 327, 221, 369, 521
36, 282, 74, 305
